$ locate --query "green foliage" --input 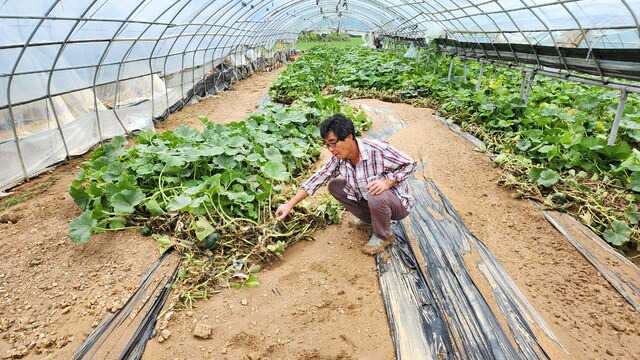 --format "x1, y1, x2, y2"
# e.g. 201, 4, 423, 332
68, 94, 371, 306
295, 37, 364, 51
68, 211, 97, 244
273, 45, 640, 249
297, 32, 352, 43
